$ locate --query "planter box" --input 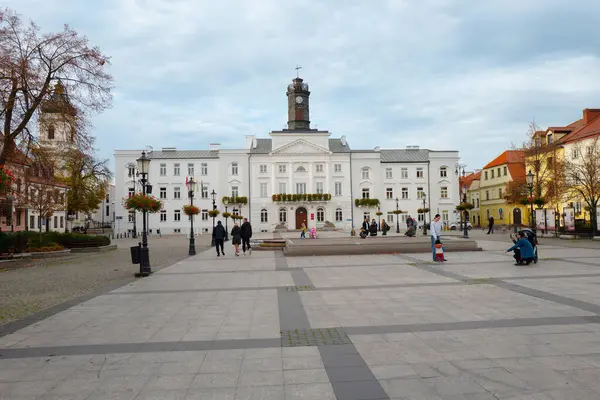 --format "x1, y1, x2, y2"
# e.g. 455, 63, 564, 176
70, 244, 118, 253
